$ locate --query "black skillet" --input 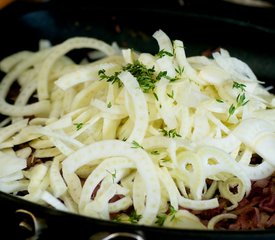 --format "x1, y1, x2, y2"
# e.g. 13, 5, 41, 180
0, 1, 275, 239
